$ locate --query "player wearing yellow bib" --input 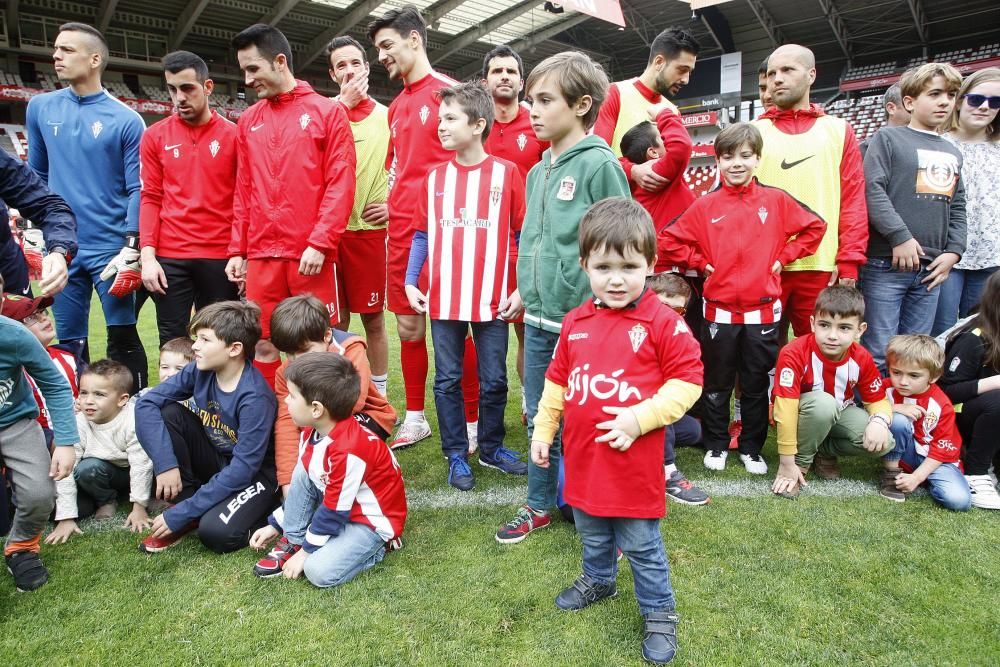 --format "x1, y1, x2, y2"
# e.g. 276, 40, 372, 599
327, 36, 390, 398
